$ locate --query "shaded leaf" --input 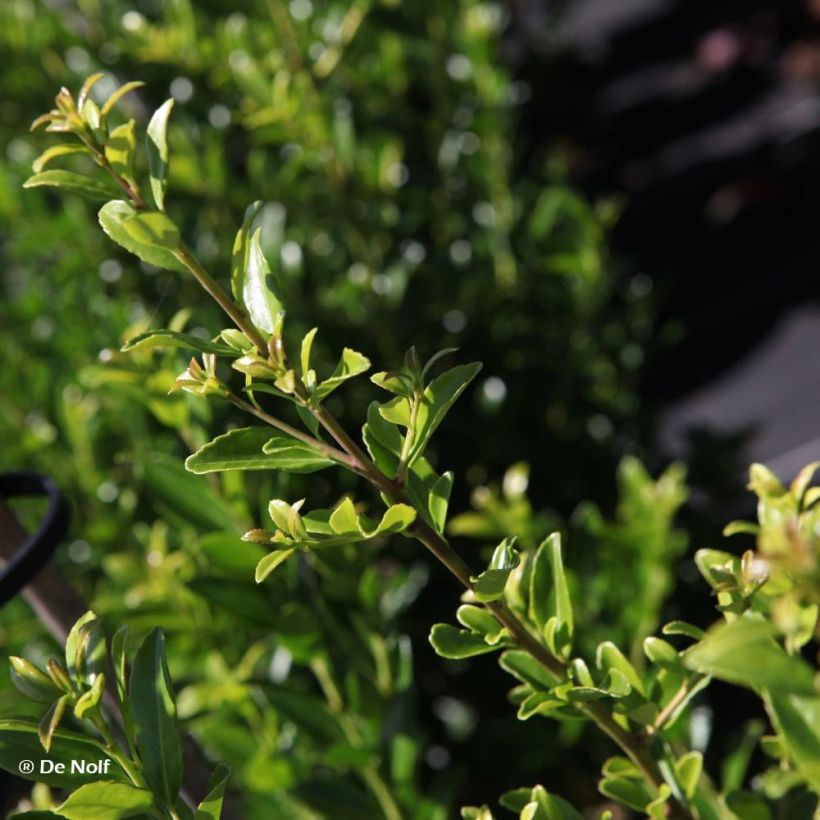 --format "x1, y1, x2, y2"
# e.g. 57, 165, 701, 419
122, 329, 237, 356
429, 624, 498, 659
